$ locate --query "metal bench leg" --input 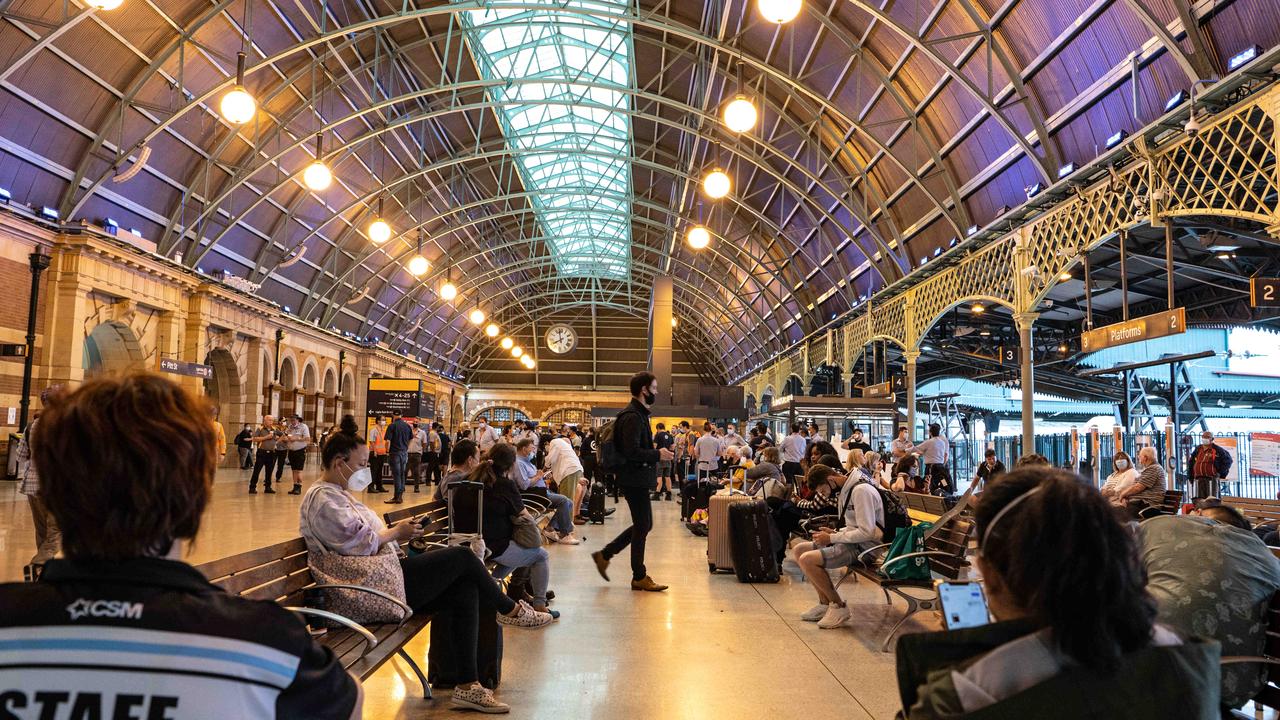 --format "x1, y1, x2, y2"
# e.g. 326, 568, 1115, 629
881, 593, 922, 653
398, 648, 431, 700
